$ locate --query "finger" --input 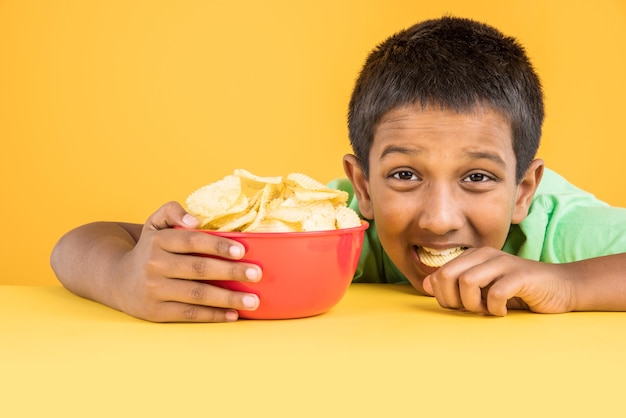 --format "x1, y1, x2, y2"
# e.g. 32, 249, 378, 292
430, 248, 498, 312
145, 201, 199, 231
427, 250, 485, 310
457, 273, 490, 314
427, 273, 460, 309
149, 281, 260, 322
153, 227, 247, 261
422, 276, 434, 295
428, 266, 463, 309
150, 250, 262, 282
141, 202, 249, 261
144, 301, 240, 323
168, 280, 260, 311
454, 255, 516, 315
485, 278, 528, 316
